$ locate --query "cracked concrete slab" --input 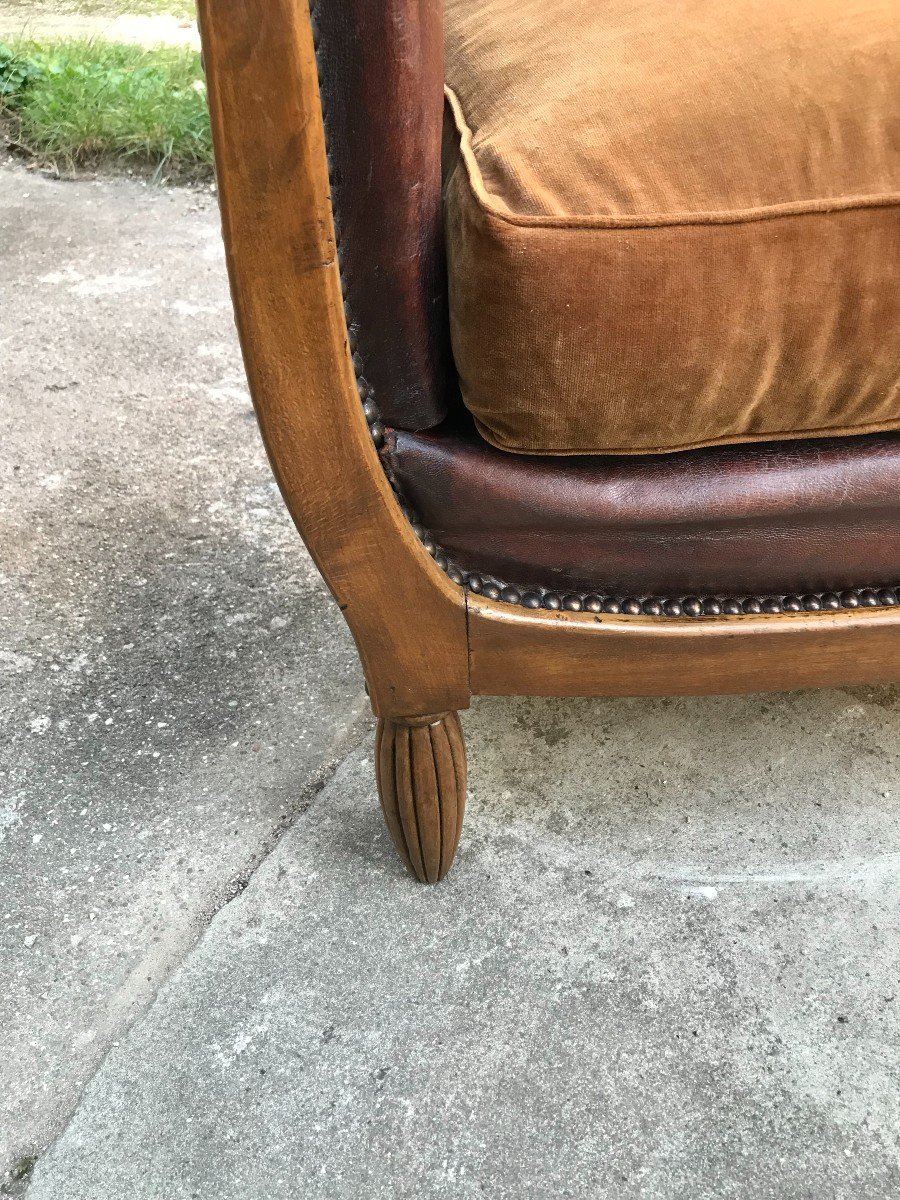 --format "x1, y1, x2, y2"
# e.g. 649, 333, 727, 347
23, 686, 900, 1199
0, 162, 367, 1183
